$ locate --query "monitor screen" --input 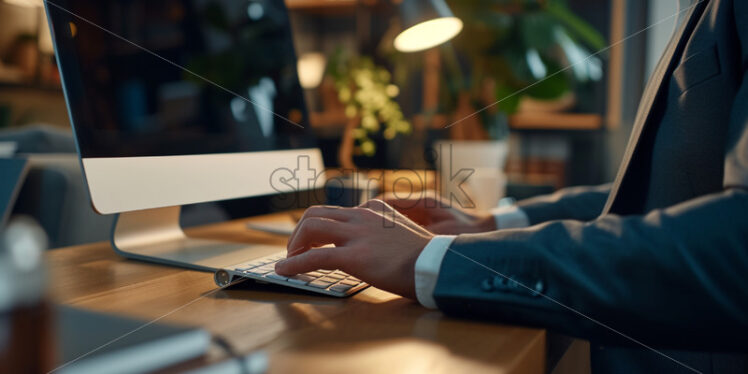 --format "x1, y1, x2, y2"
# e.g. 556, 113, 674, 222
47, 0, 315, 158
